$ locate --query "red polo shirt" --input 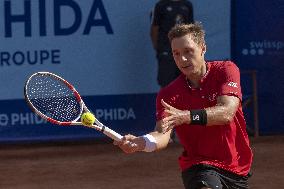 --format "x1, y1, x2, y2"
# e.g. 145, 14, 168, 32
156, 61, 253, 176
